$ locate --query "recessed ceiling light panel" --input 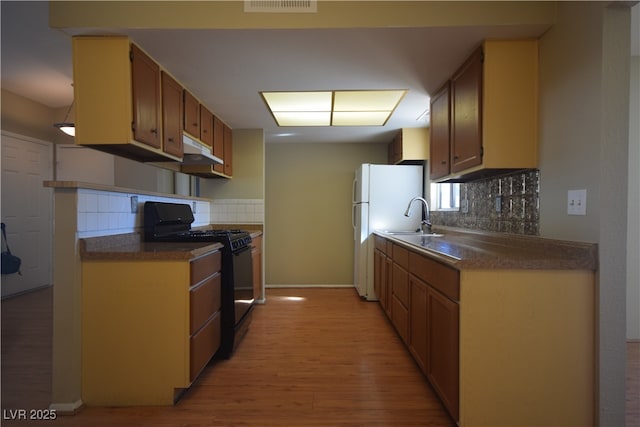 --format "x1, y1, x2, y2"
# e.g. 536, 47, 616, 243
332, 111, 390, 126
261, 91, 331, 112
273, 111, 331, 126
333, 90, 406, 111
261, 89, 407, 127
